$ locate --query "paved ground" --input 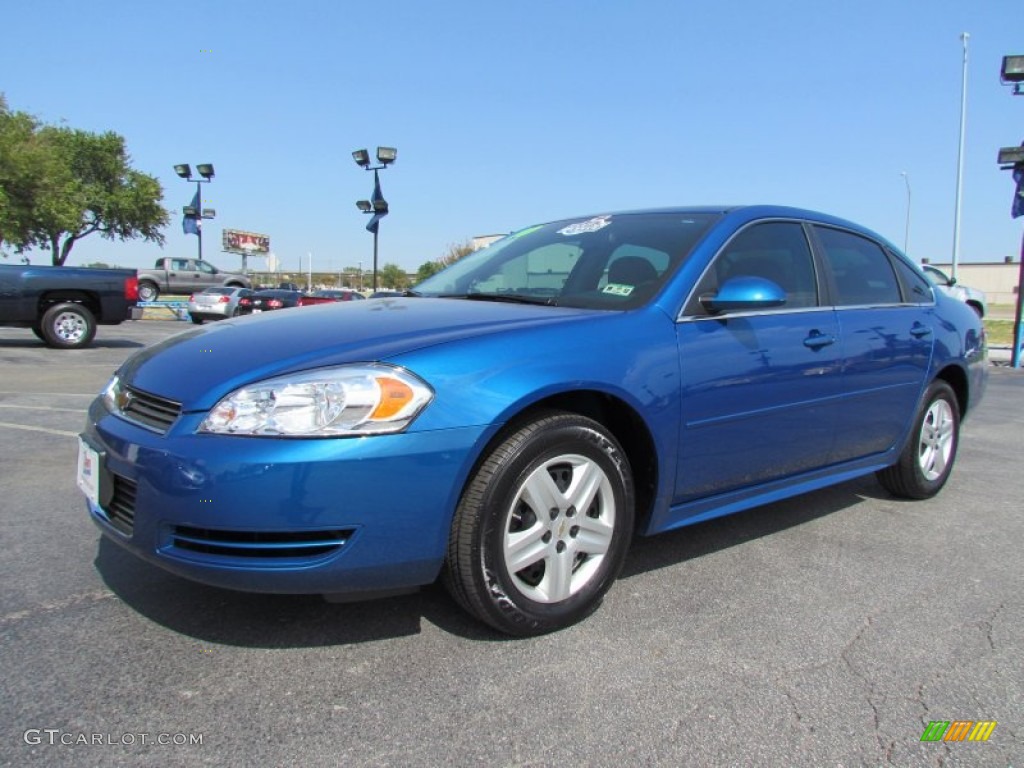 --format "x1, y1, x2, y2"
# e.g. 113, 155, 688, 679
0, 320, 1020, 767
